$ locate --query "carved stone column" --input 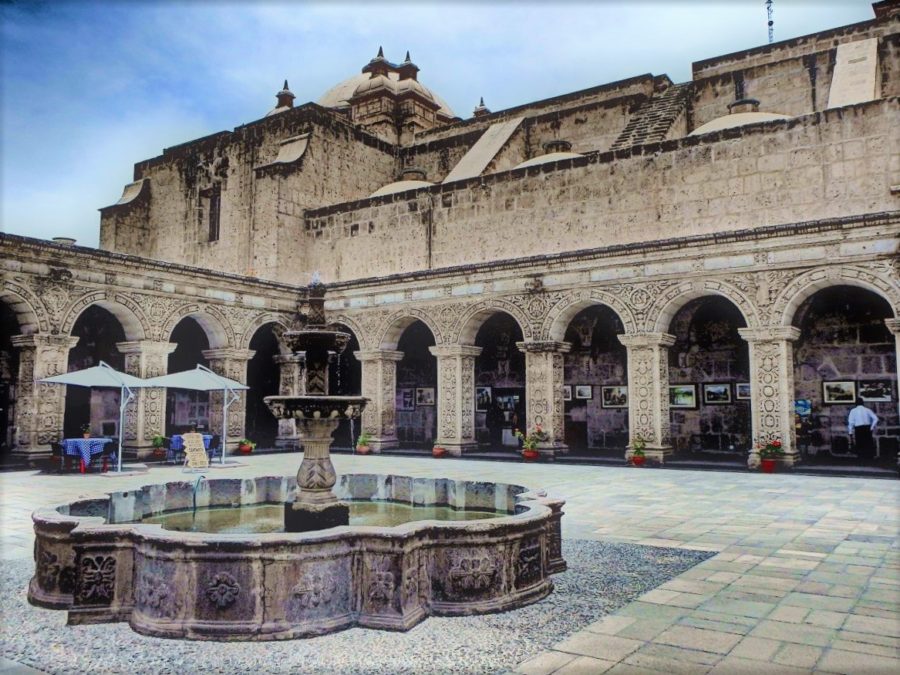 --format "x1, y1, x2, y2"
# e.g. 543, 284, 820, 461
117, 341, 177, 459
886, 319, 900, 427
274, 353, 305, 450
202, 348, 255, 453
10, 334, 79, 459
617, 332, 676, 462
429, 345, 482, 456
355, 350, 403, 452
516, 341, 571, 458
738, 326, 801, 466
